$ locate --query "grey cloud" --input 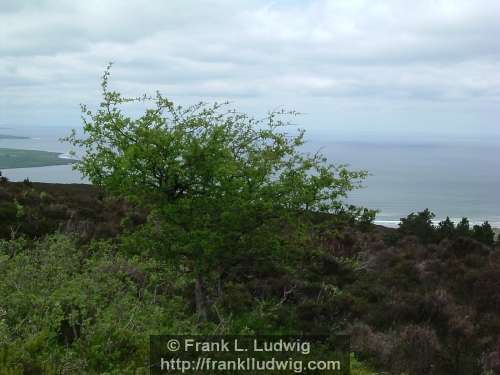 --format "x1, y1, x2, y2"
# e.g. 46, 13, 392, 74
0, 0, 499, 127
